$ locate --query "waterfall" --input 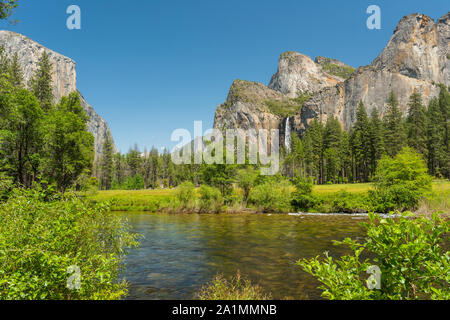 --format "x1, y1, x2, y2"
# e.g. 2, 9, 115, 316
285, 117, 291, 152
